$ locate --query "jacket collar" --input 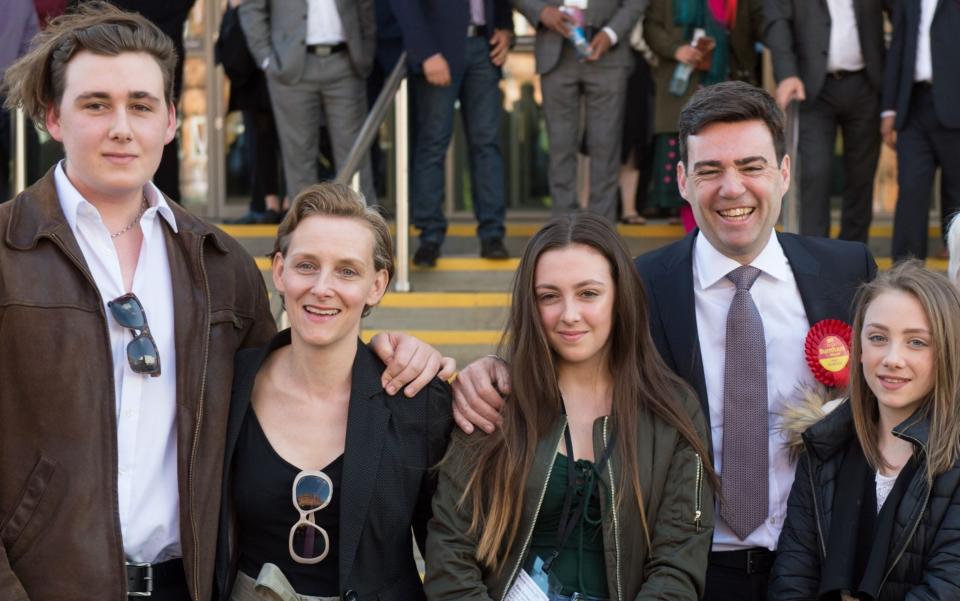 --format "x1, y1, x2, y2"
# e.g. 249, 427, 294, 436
5, 166, 230, 254
803, 399, 932, 461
